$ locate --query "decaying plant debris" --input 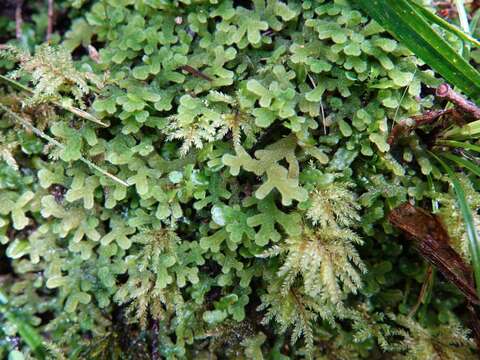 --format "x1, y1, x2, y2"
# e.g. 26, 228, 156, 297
389, 202, 479, 305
